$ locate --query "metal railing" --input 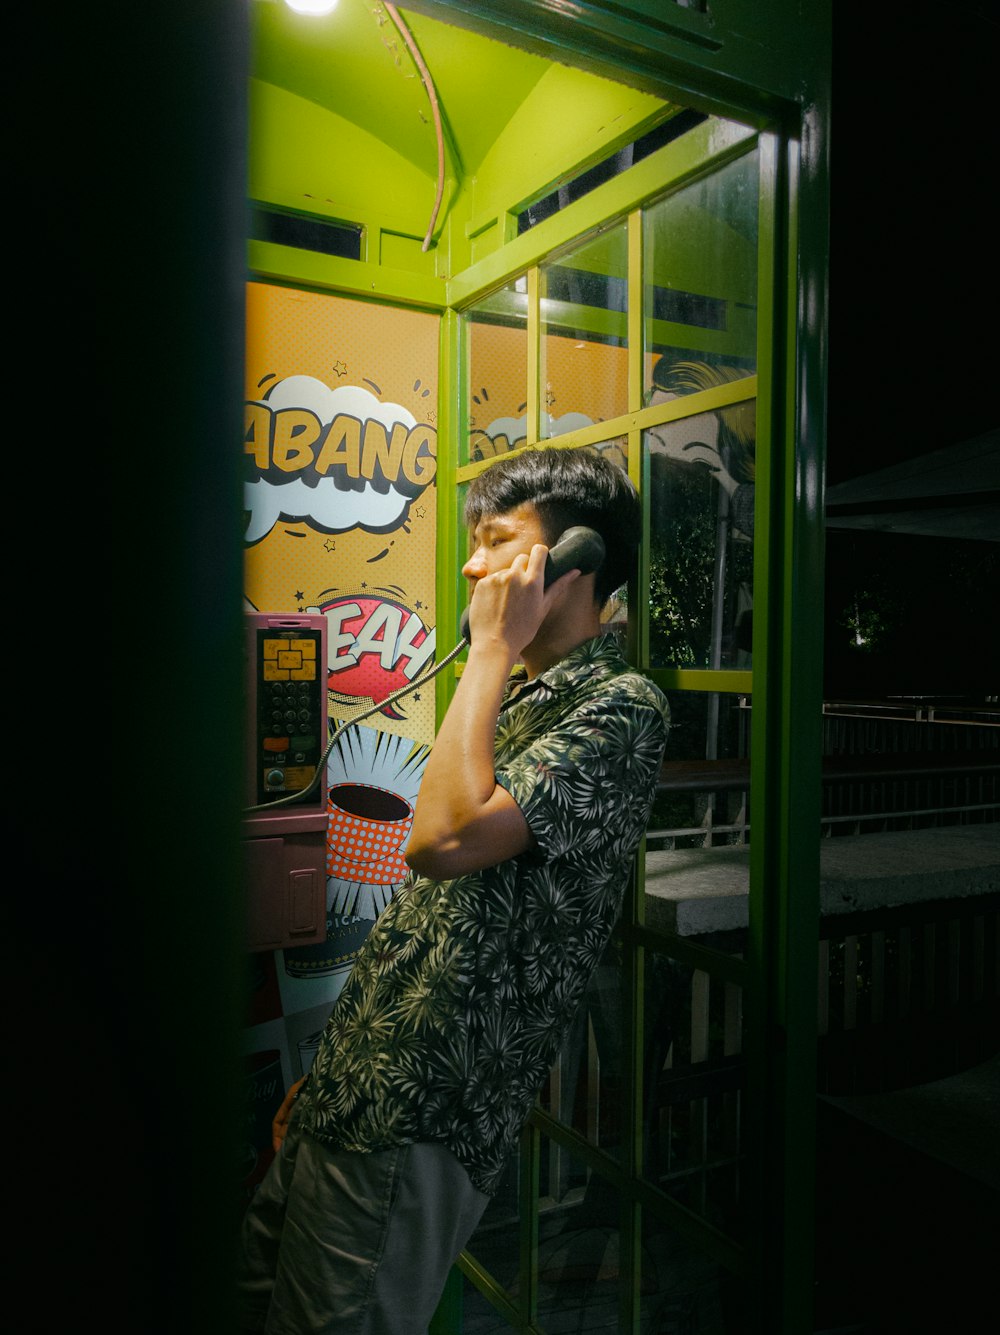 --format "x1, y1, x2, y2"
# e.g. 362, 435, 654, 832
538, 889, 998, 1238
647, 697, 999, 849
